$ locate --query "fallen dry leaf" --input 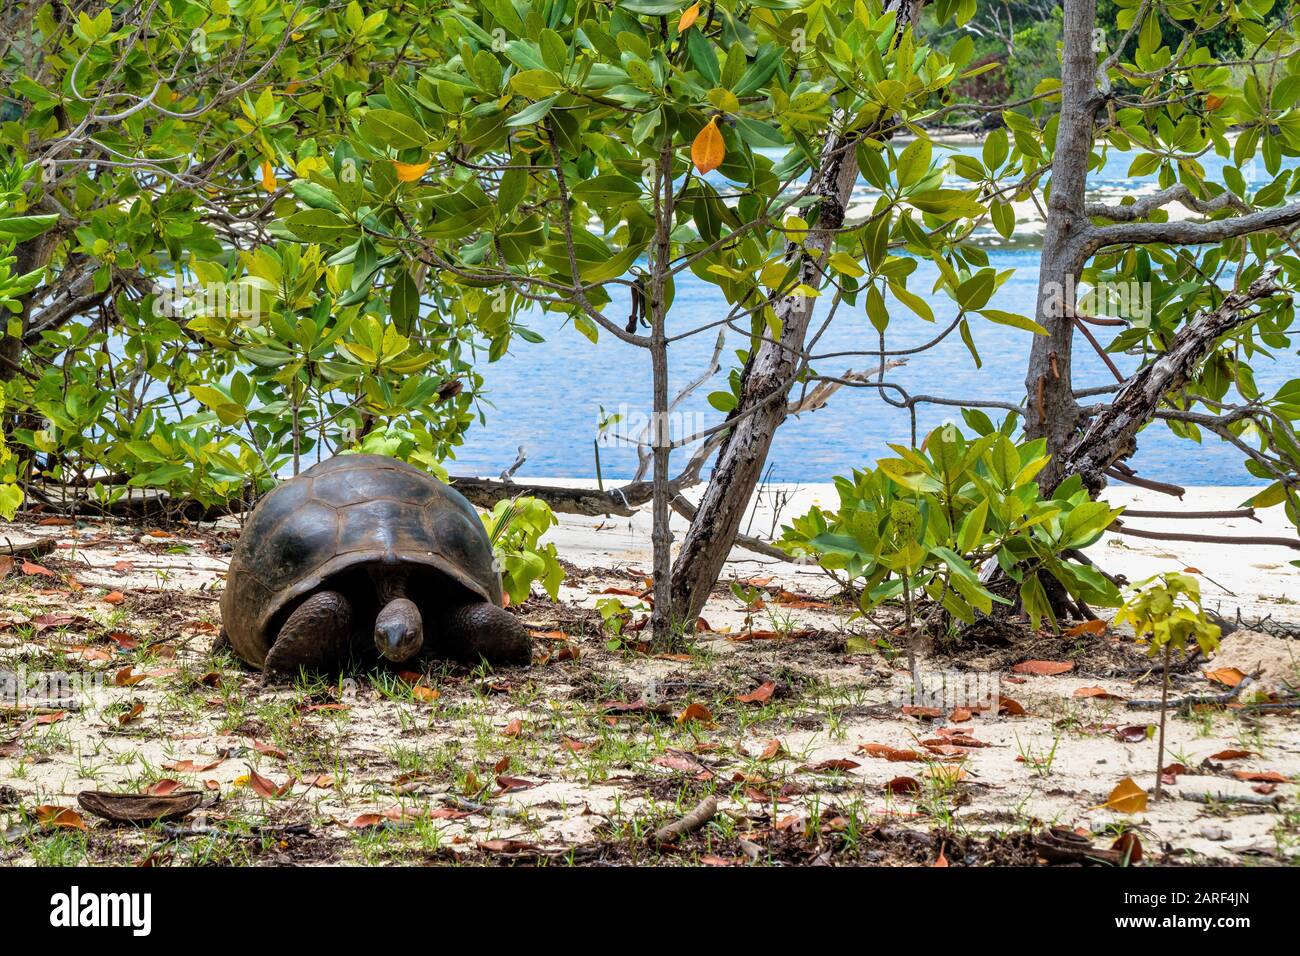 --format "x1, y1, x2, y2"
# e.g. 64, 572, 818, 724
1111, 831, 1143, 864
1098, 777, 1148, 814
1073, 686, 1126, 700
676, 702, 714, 725
1115, 724, 1152, 743
35, 805, 86, 830
857, 743, 926, 762
736, 681, 776, 705
804, 759, 860, 773
1204, 667, 1247, 687
1232, 770, 1287, 783
757, 739, 787, 762
502, 718, 524, 738
252, 739, 287, 760
244, 767, 294, 798
1064, 619, 1107, 637
1011, 660, 1074, 676
102, 591, 125, 605
885, 776, 921, 796
1209, 749, 1255, 761
162, 758, 224, 773
143, 779, 183, 796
